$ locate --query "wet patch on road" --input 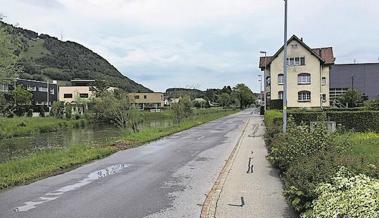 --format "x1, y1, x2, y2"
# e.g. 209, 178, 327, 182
14, 164, 128, 213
